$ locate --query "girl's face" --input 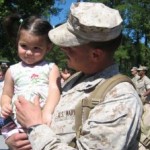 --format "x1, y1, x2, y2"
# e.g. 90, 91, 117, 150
18, 30, 51, 65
